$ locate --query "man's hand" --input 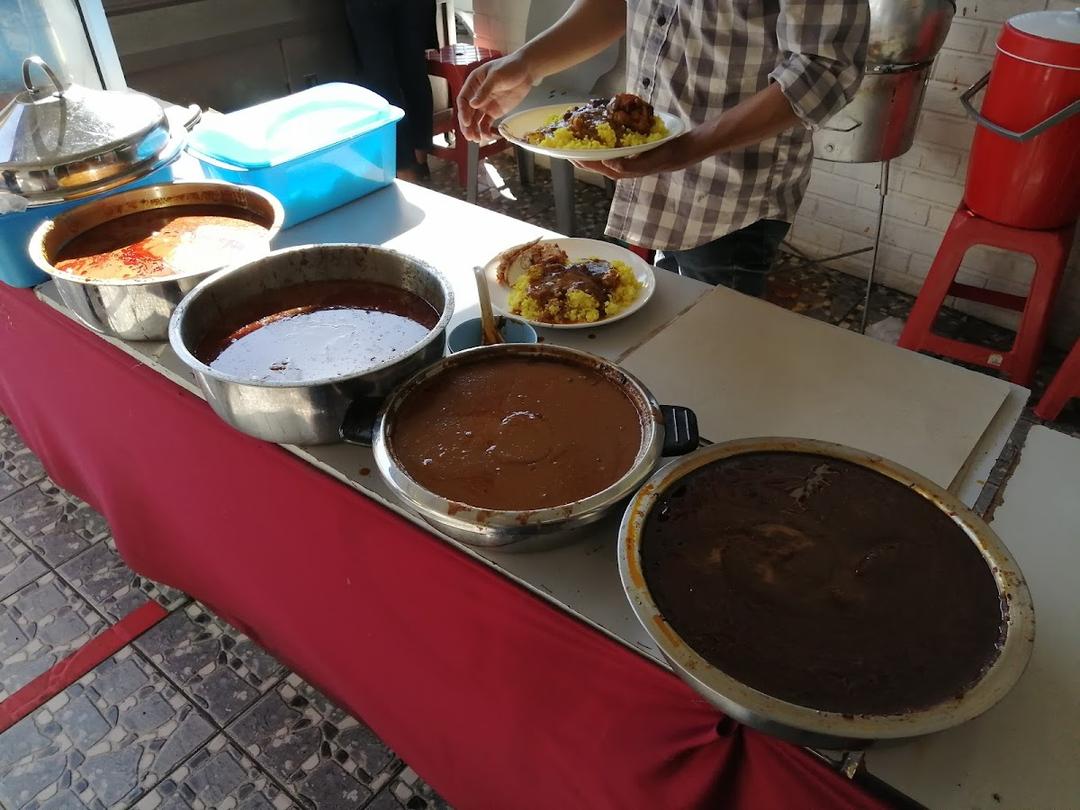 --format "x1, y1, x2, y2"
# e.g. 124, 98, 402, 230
571, 128, 711, 180
458, 55, 535, 143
